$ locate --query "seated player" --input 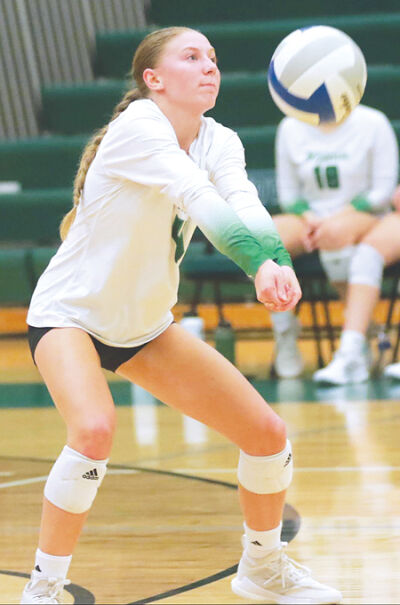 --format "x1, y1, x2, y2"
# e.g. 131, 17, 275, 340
271, 104, 398, 383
